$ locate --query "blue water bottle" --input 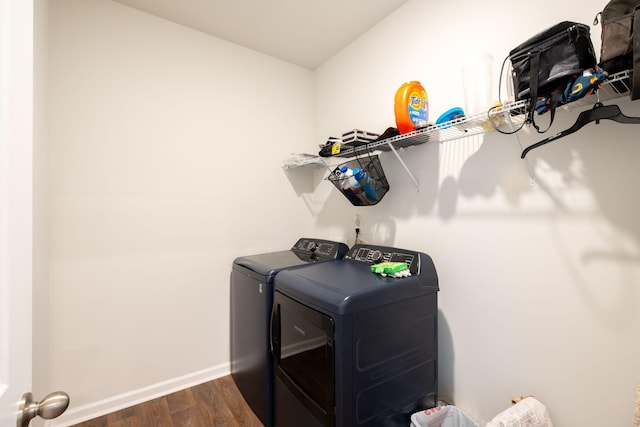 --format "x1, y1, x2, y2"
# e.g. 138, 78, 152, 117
353, 168, 379, 203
